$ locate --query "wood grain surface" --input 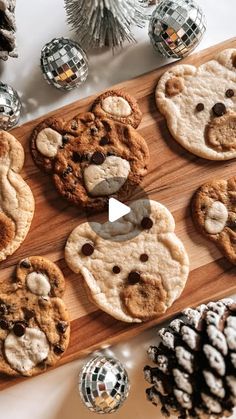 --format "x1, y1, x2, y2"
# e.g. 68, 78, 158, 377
1, 38, 236, 390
